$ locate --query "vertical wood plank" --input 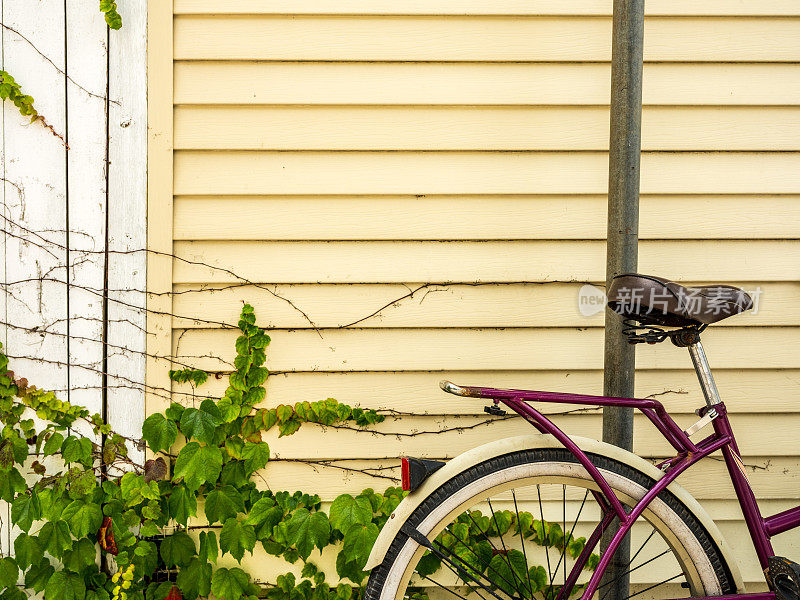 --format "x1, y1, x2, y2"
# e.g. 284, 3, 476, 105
2, 1, 68, 394
66, 0, 109, 433
1, 0, 67, 563
108, 0, 148, 462
146, 0, 175, 417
